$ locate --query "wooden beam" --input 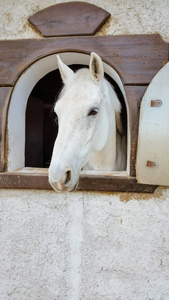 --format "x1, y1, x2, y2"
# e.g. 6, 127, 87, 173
0, 35, 167, 86
0, 169, 157, 193
29, 2, 111, 37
